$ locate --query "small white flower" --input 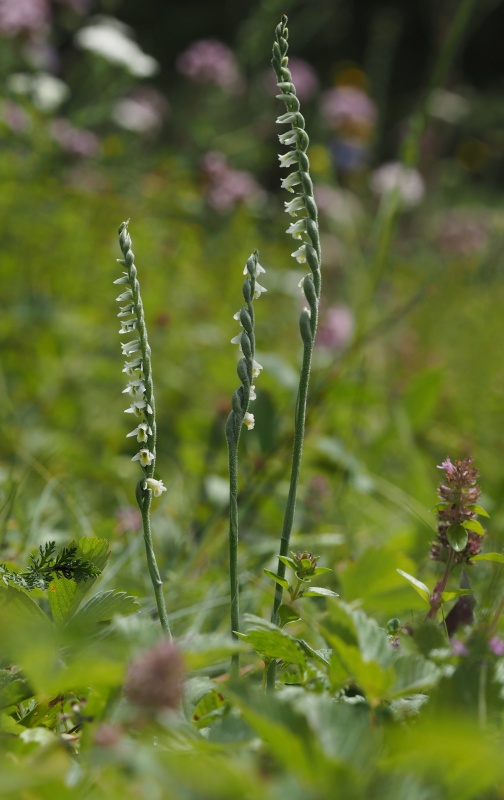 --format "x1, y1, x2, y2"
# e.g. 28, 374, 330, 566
145, 478, 167, 497
125, 399, 147, 417
122, 357, 143, 372
281, 172, 302, 193
126, 422, 152, 442
231, 333, 243, 350
286, 219, 306, 239
121, 339, 141, 356
122, 380, 146, 398
291, 245, 307, 263
278, 151, 299, 169
243, 412, 255, 430
233, 310, 242, 322
252, 360, 263, 378
253, 282, 267, 299
117, 304, 134, 317
285, 196, 305, 216
113, 273, 130, 285
242, 261, 266, 276
249, 385, 256, 401
119, 320, 137, 334
132, 448, 155, 466
116, 290, 133, 302
278, 130, 298, 145
276, 111, 298, 125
